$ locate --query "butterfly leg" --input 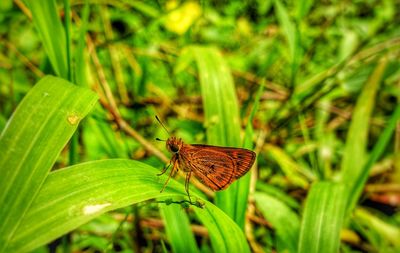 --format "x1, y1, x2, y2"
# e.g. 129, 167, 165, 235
185, 170, 192, 203
159, 157, 177, 193
157, 159, 172, 176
